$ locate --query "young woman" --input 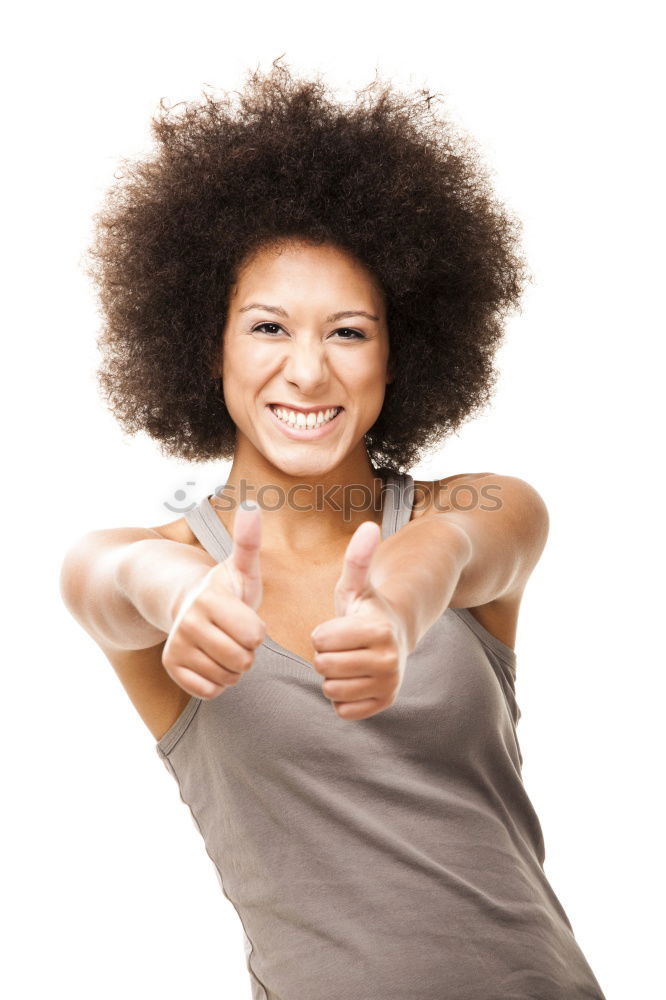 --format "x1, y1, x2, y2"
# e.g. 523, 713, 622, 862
60, 60, 606, 1000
